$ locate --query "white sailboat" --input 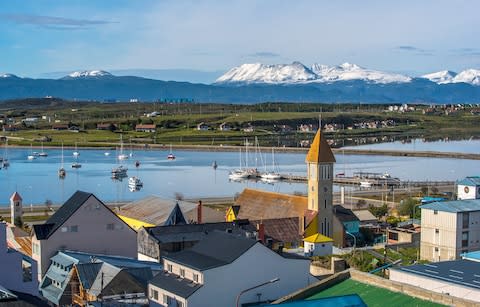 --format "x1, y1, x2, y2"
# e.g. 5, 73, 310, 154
229, 148, 249, 180
118, 135, 129, 160
167, 144, 175, 160
73, 142, 80, 157
1, 138, 10, 168
59, 143, 66, 178
39, 142, 48, 157
27, 144, 36, 160
112, 147, 128, 178
261, 148, 282, 181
